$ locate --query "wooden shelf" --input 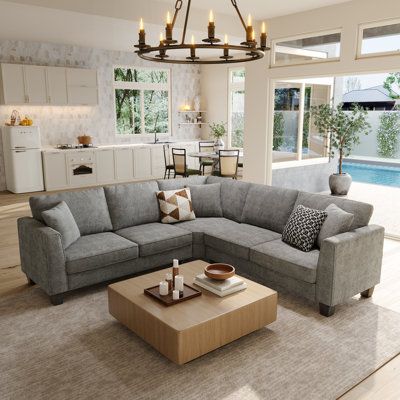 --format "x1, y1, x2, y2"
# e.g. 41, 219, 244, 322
178, 110, 206, 113
179, 122, 205, 126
